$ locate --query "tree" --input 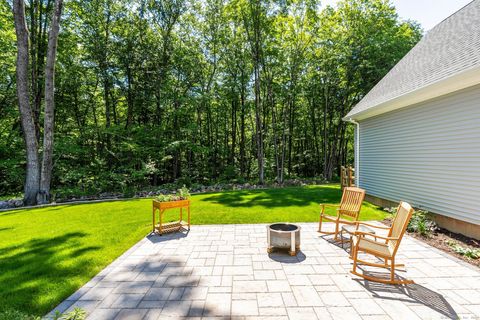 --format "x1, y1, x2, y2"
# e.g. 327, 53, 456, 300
2, 0, 422, 199
239, 0, 269, 184
12, 0, 63, 205
13, 0, 39, 205
39, 0, 63, 203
